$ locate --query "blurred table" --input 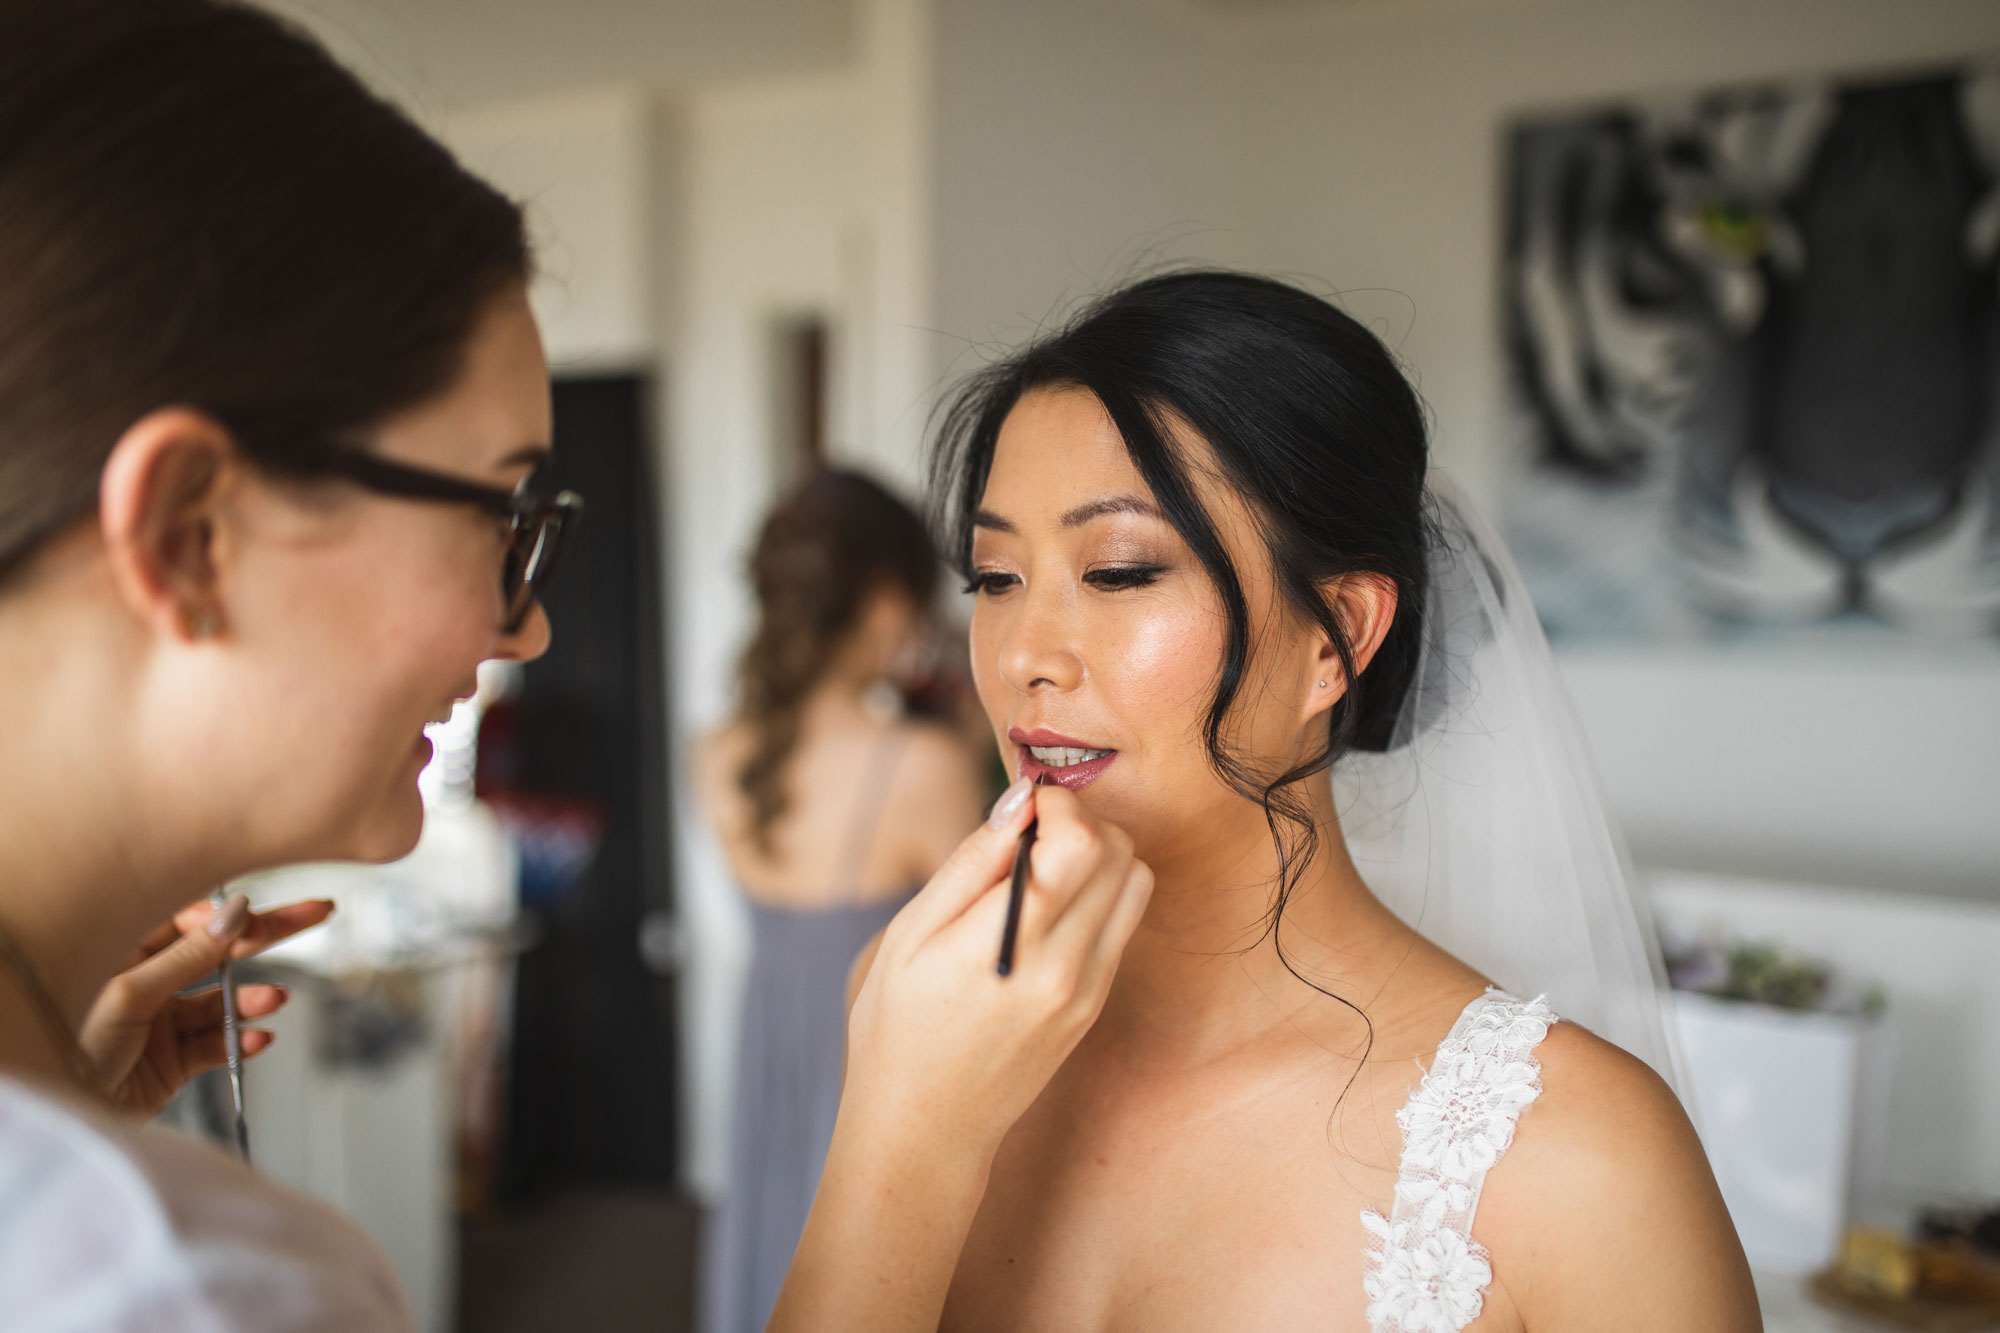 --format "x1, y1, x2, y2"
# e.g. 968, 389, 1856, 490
1757, 1271, 2000, 1332
226, 801, 519, 1333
